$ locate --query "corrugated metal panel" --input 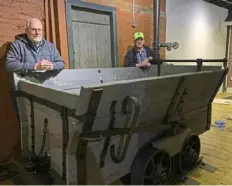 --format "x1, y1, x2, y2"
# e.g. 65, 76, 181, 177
71, 9, 112, 68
